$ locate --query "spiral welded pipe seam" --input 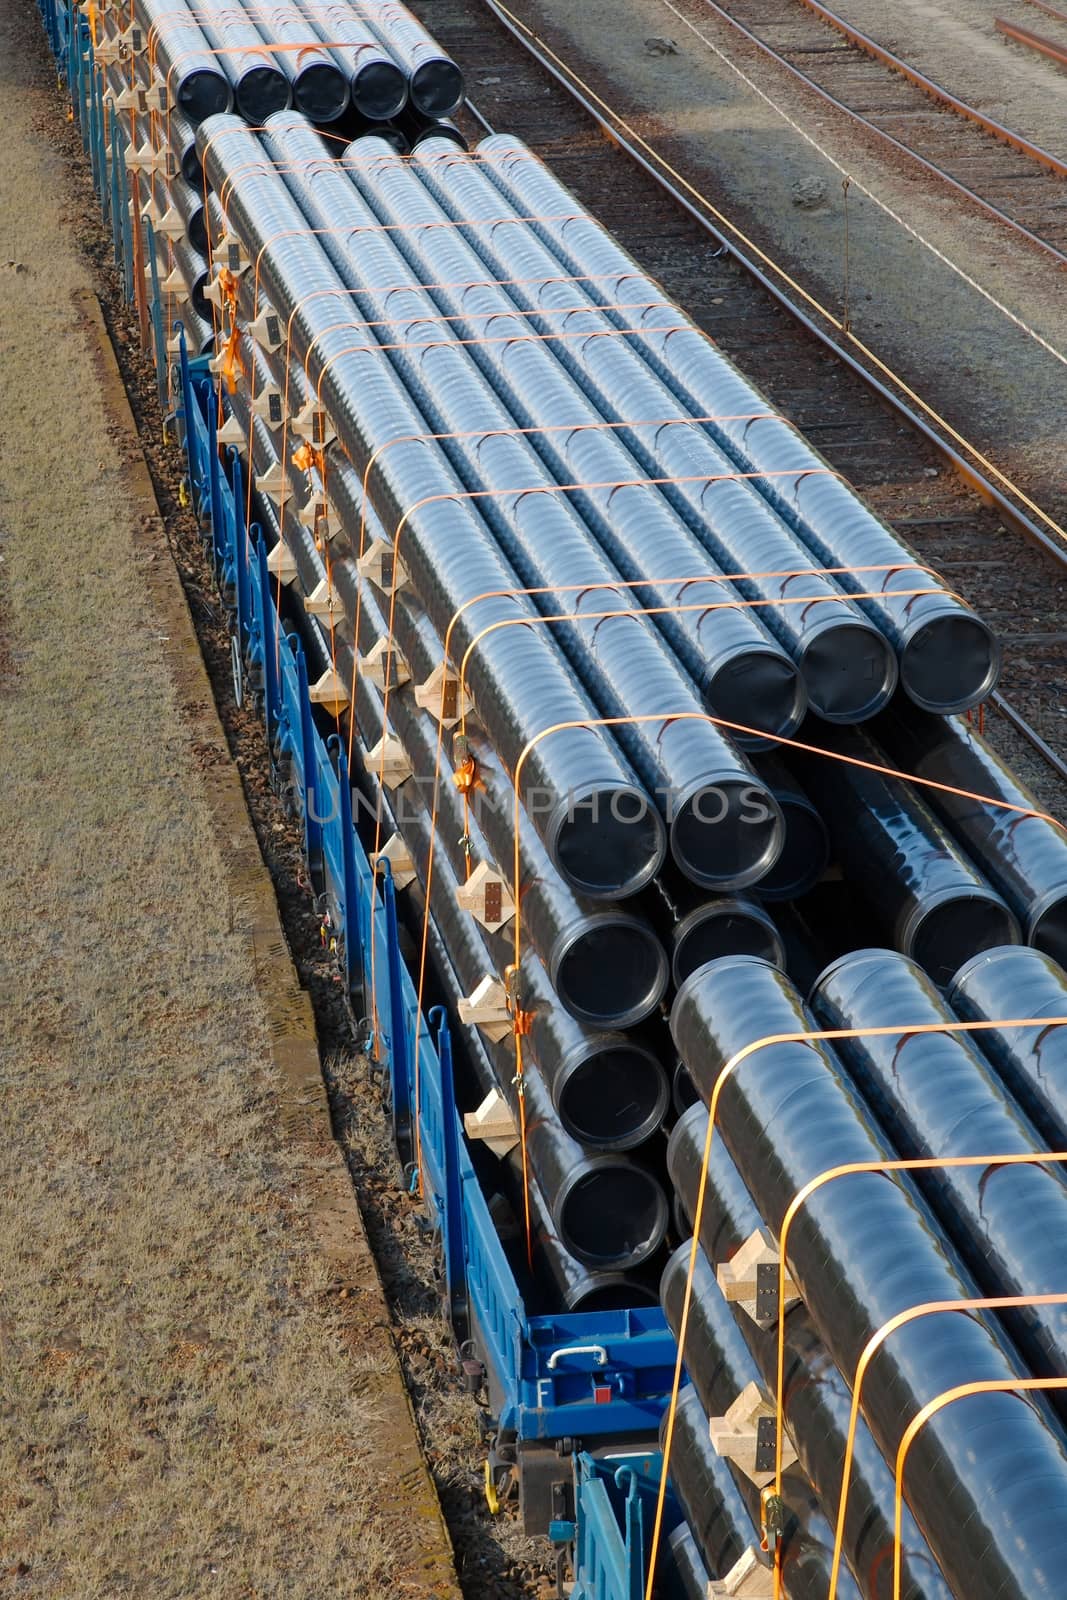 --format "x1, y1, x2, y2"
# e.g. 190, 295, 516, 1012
471, 135, 1000, 717
671, 954, 1067, 1600
354, 0, 463, 117
792, 722, 1019, 986
294, 0, 408, 119
194, 0, 291, 121
407, 139, 898, 730
810, 948, 1067, 1413
129, 0, 232, 123
874, 702, 1067, 964
198, 115, 664, 901
666, 1114, 952, 1600
661, 1245, 873, 1600
242, 0, 348, 122
259, 116, 783, 896
341, 135, 807, 749
222, 330, 671, 1032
